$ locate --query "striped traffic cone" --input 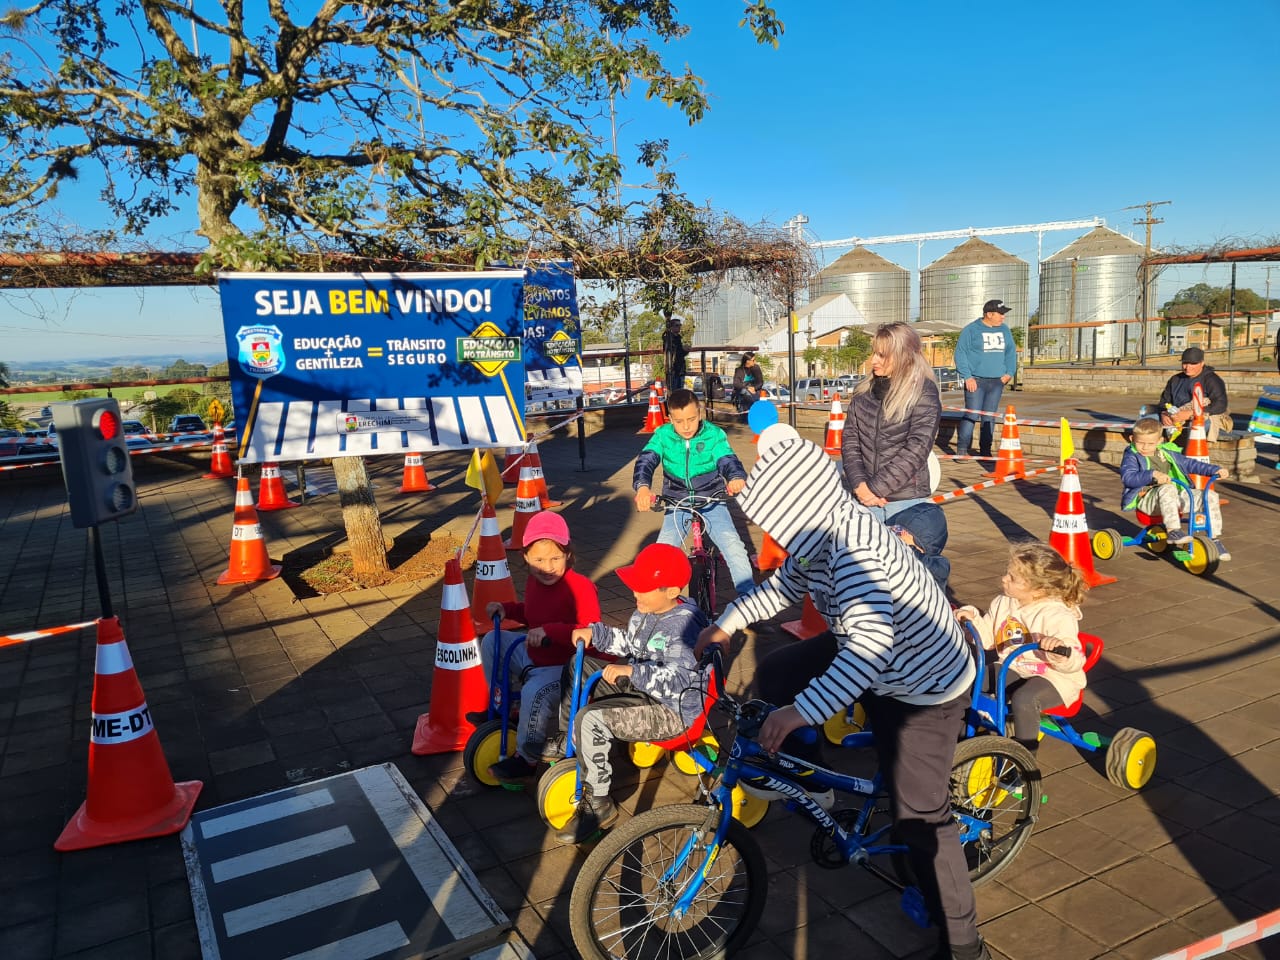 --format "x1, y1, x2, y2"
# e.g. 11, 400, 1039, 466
754, 531, 789, 572
256, 462, 298, 511
526, 441, 562, 508
217, 476, 282, 584
638, 387, 666, 434
823, 396, 845, 458
471, 502, 520, 635
500, 445, 526, 484
55, 617, 203, 850
411, 558, 489, 755
984, 406, 1027, 480
1185, 414, 1210, 492
782, 594, 829, 641
505, 467, 541, 550
398, 452, 434, 494
1047, 459, 1116, 588
203, 422, 234, 479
